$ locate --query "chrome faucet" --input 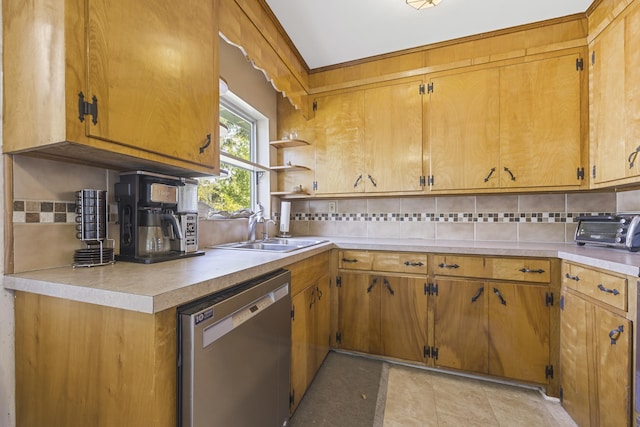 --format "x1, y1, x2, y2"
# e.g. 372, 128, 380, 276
248, 203, 264, 241
262, 219, 277, 240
